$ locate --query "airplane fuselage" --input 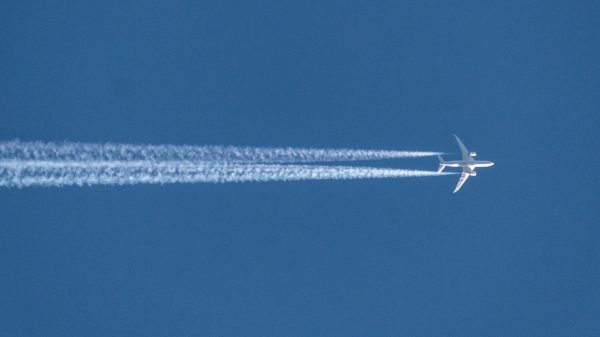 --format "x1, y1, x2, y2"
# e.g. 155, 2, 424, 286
442, 160, 494, 169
